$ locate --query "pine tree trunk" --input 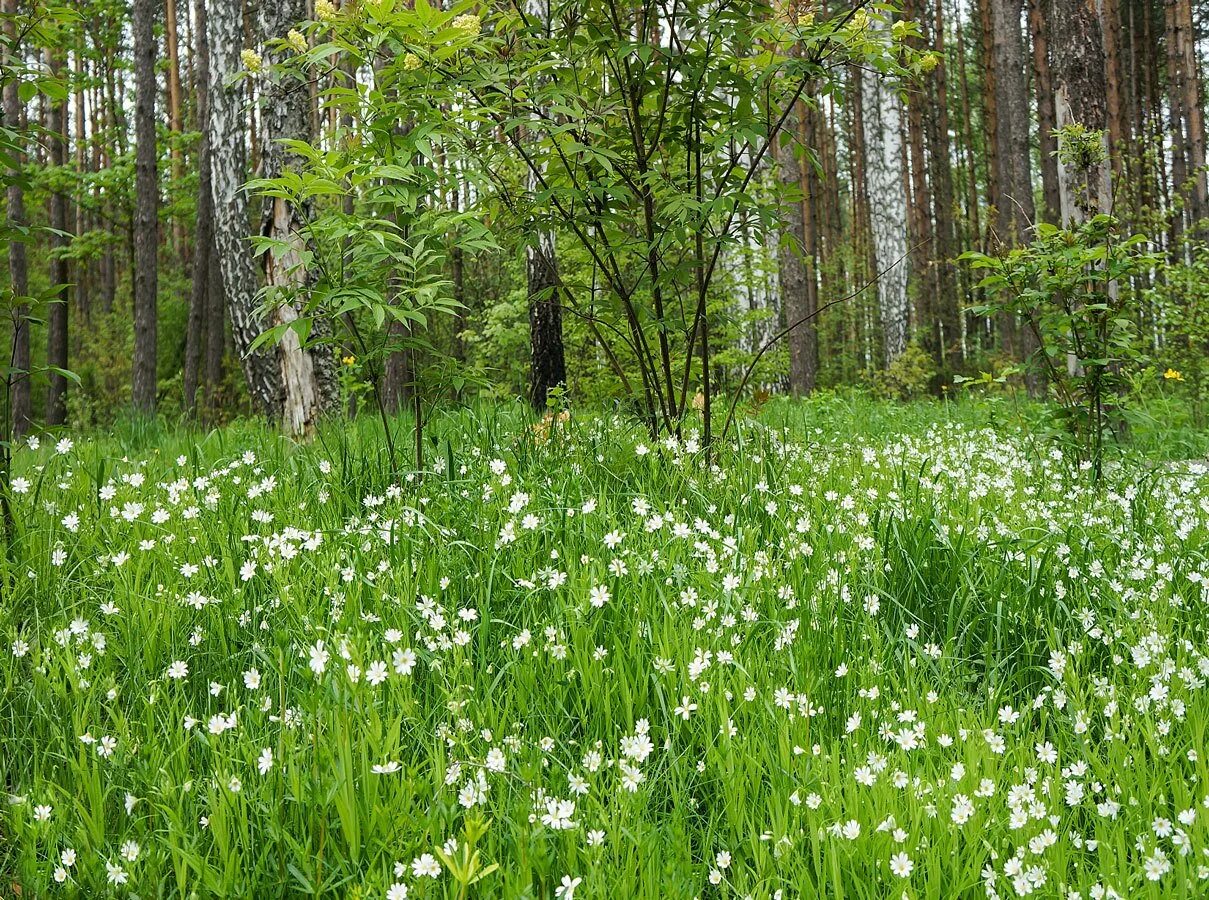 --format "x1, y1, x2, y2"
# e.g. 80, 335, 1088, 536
258, 0, 338, 437
1175, 0, 1207, 227
927, 0, 960, 371
1101, 0, 1126, 186
184, 0, 214, 414
991, 0, 1036, 247
2, 0, 31, 436
208, 0, 281, 418
859, 21, 910, 366
165, 0, 187, 254
73, 41, 90, 324
132, 0, 159, 414
1050, 0, 1112, 224
777, 98, 816, 395
45, 50, 70, 425
1029, 0, 1061, 223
